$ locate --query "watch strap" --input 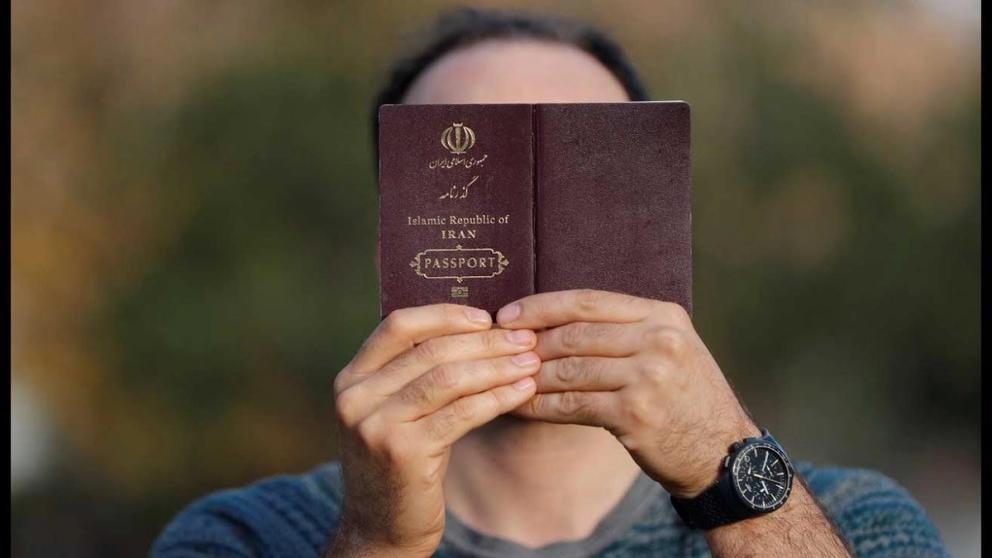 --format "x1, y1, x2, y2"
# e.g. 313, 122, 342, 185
670, 475, 747, 530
